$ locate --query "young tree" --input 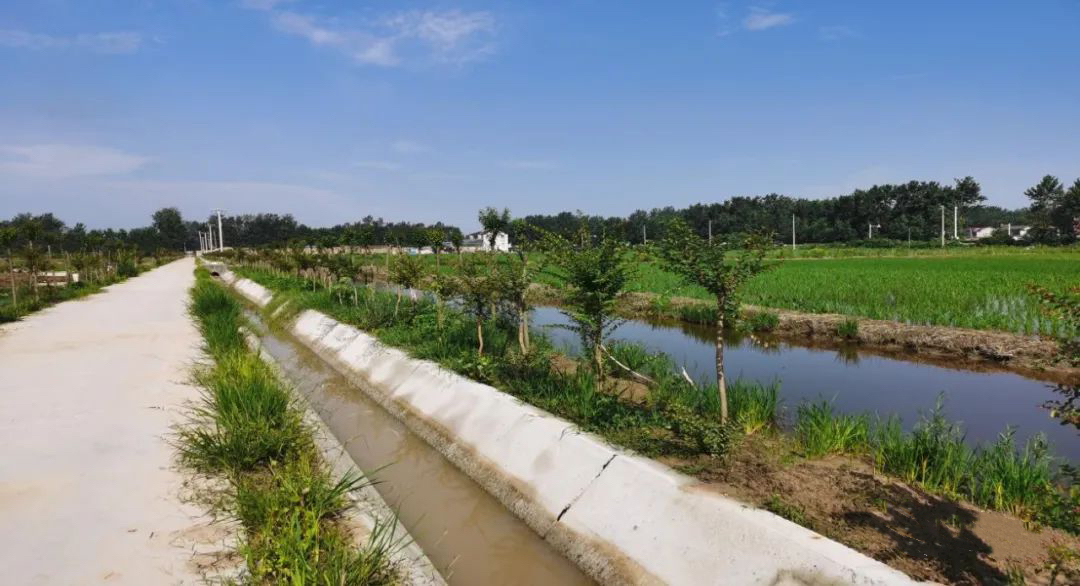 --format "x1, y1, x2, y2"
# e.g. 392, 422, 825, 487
425, 227, 446, 268
17, 218, 43, 300
495, 253, 536, 354
388, 252, 426, 317
449, 230, 465, 264
657, 219, 772, 423
478, 207, 511, 250
0, 227, 17, 308
456, 254, 500, 356
543, 225, 634, 380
